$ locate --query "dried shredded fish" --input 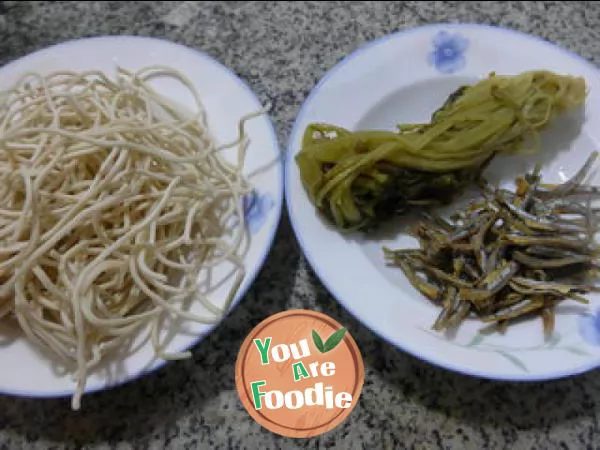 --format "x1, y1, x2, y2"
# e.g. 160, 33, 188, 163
385, 154, 600, 336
